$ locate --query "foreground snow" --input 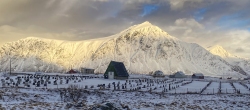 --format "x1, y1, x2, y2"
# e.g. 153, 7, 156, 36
0, 74, 249, 109
0, 88, 249, 110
